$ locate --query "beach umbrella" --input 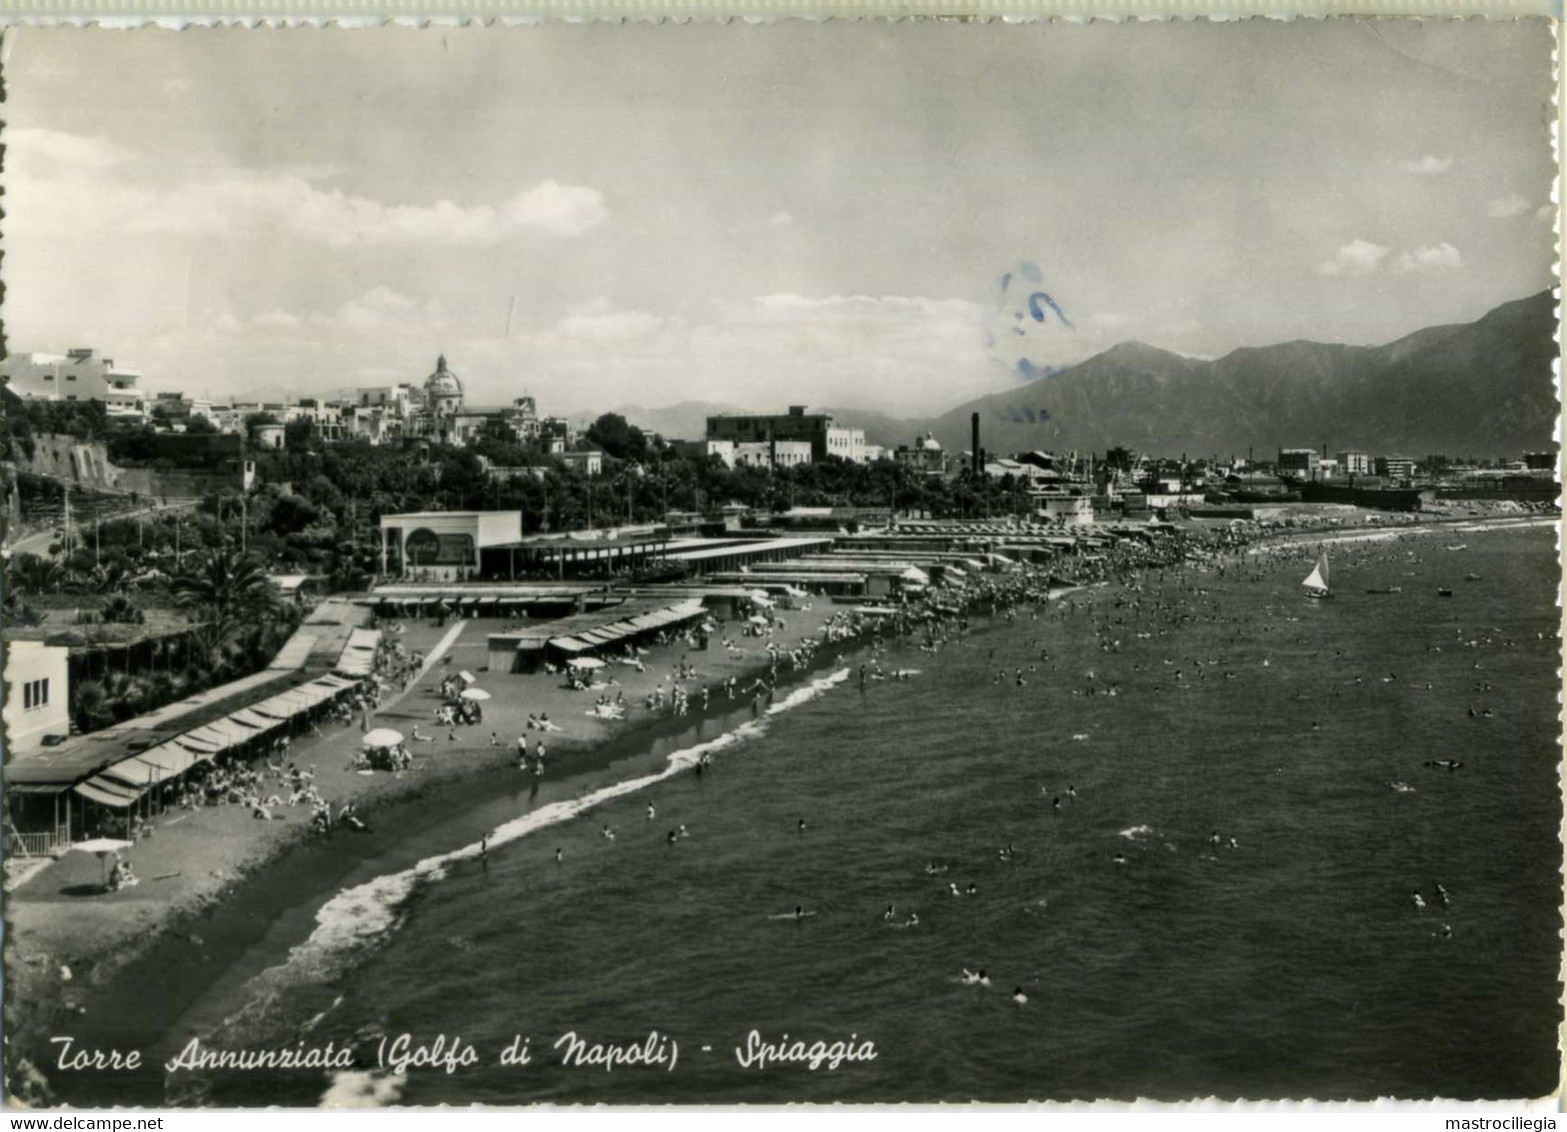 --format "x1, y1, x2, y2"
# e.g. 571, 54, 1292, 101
748, 614, 769, 625
460, 688, 492, 702
363, 728, 404, 748
458, 671, 477, 684
71, 838, 134, 889
568, 657, 606, 670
